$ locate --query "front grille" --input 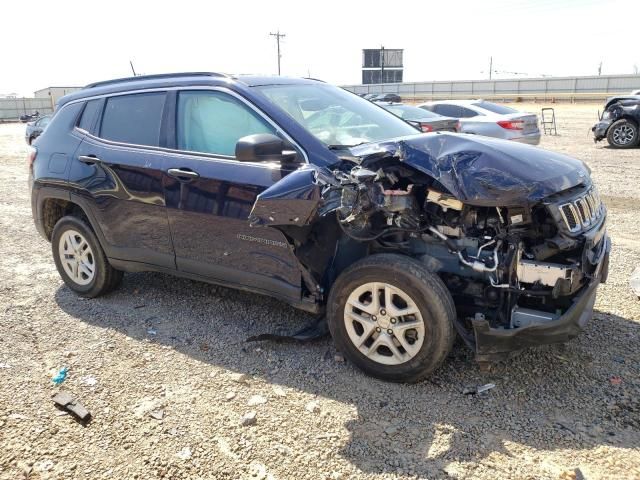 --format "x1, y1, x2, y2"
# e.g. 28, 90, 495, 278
558, 187, 604, 233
